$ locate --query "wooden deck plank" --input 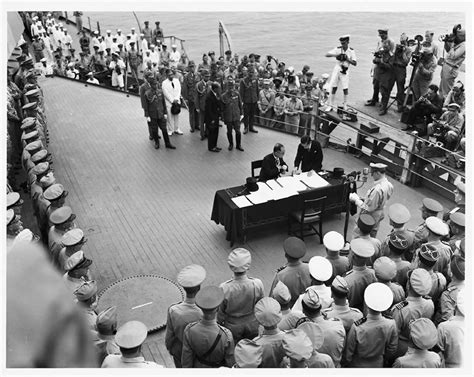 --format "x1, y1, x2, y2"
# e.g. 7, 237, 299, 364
39, 75, 455, 365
